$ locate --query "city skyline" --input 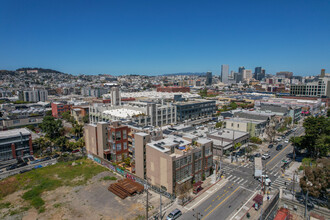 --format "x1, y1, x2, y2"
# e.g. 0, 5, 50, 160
1, 0, 330, 76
